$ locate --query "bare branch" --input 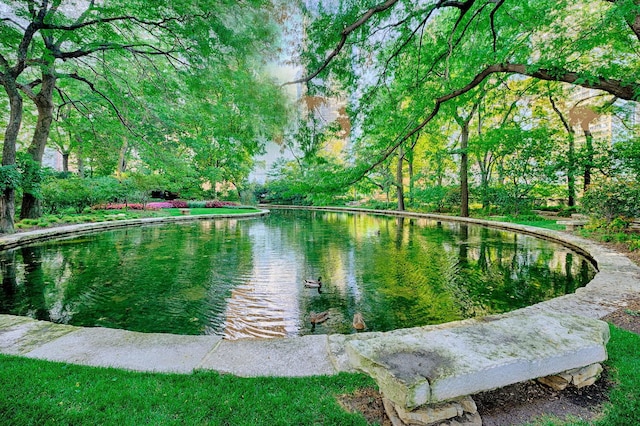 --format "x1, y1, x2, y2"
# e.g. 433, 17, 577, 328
61, 72, 132, 131
285, 0, 401, 86
342, 60, 638, 186
548, 95, 572, 133
489, 0, 505, 51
